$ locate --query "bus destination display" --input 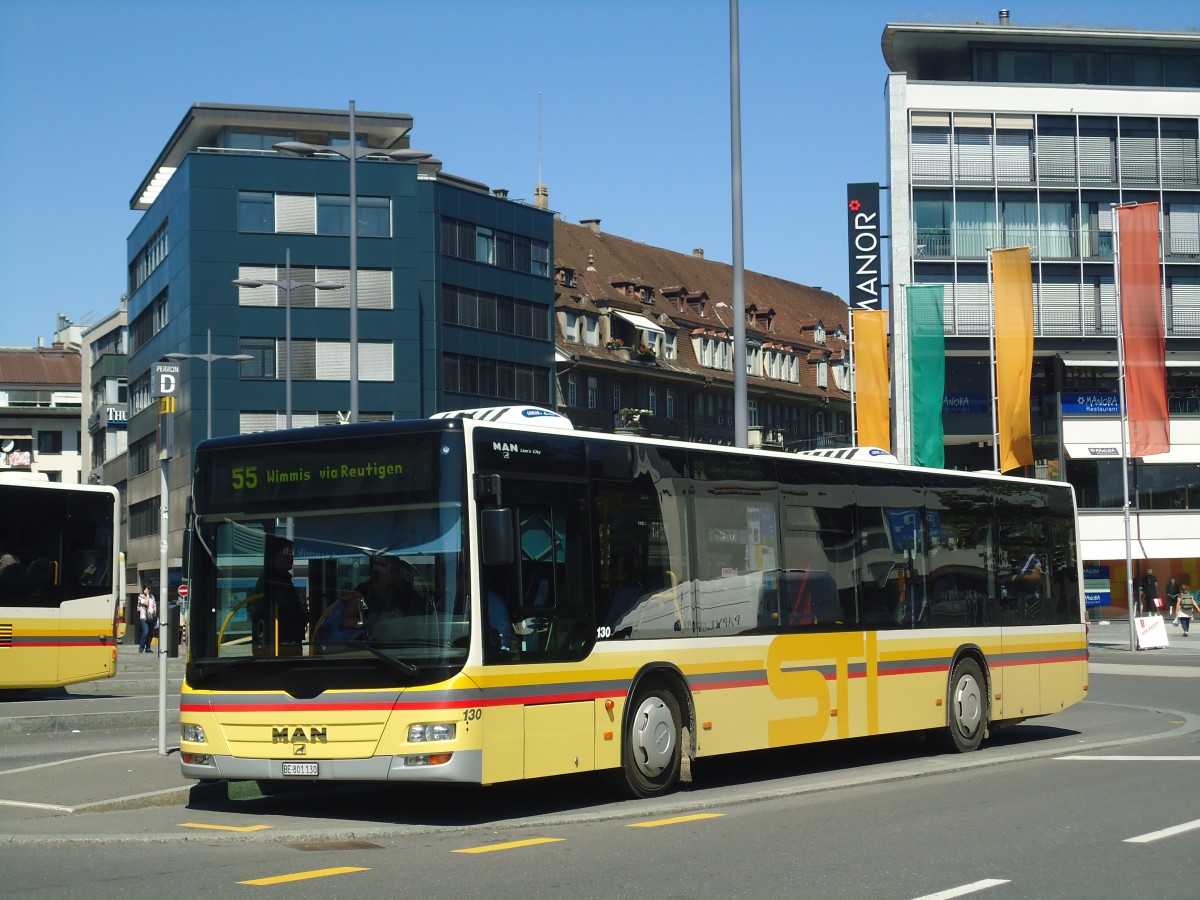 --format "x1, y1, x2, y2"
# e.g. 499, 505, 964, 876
202, 442, 437, 509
